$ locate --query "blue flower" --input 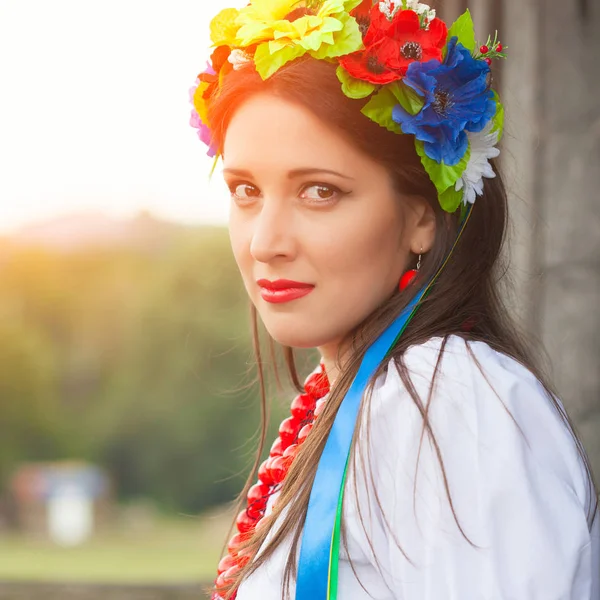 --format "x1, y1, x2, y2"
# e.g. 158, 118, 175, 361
392, 37, 496, 166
